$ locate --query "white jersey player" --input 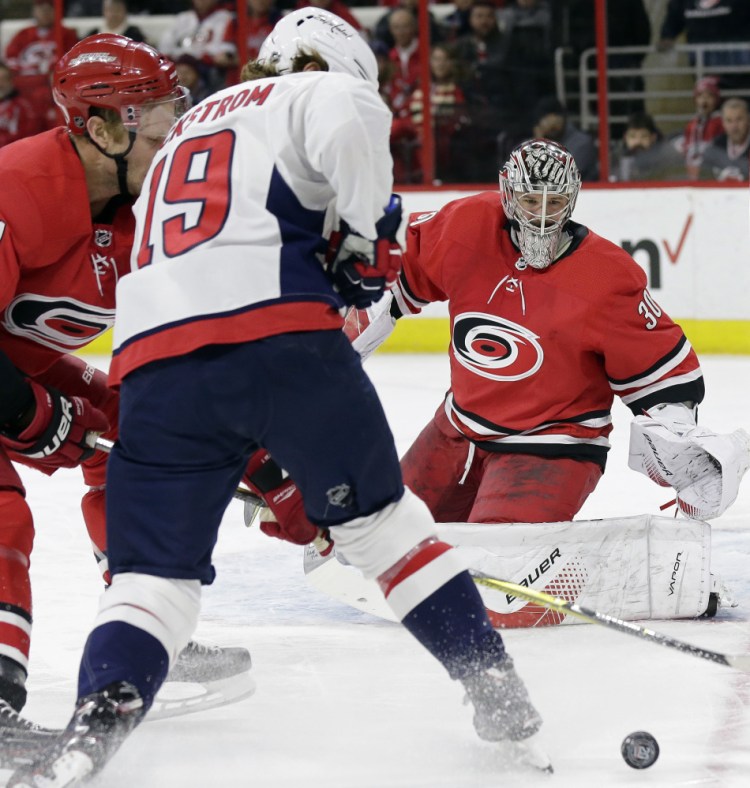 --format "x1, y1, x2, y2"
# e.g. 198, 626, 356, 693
10, 9, 551, 786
